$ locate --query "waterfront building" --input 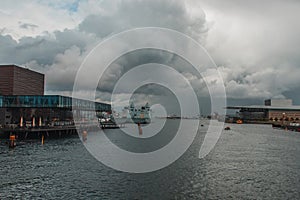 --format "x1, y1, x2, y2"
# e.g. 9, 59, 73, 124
0, 64, 110, 128
226, 99, 300, 123
0, 95, 111, 127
